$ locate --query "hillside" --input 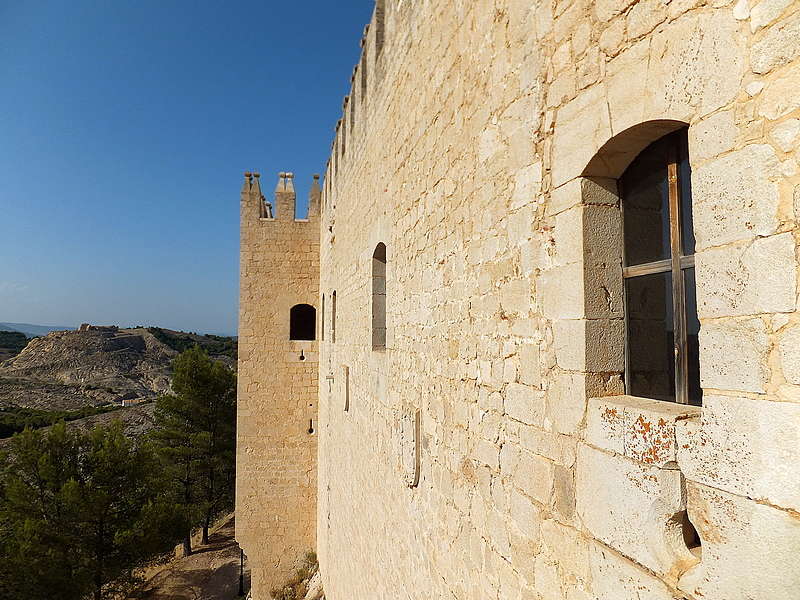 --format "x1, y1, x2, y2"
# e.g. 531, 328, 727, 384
0, 326, 176, 406
0, 325, 237, 437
